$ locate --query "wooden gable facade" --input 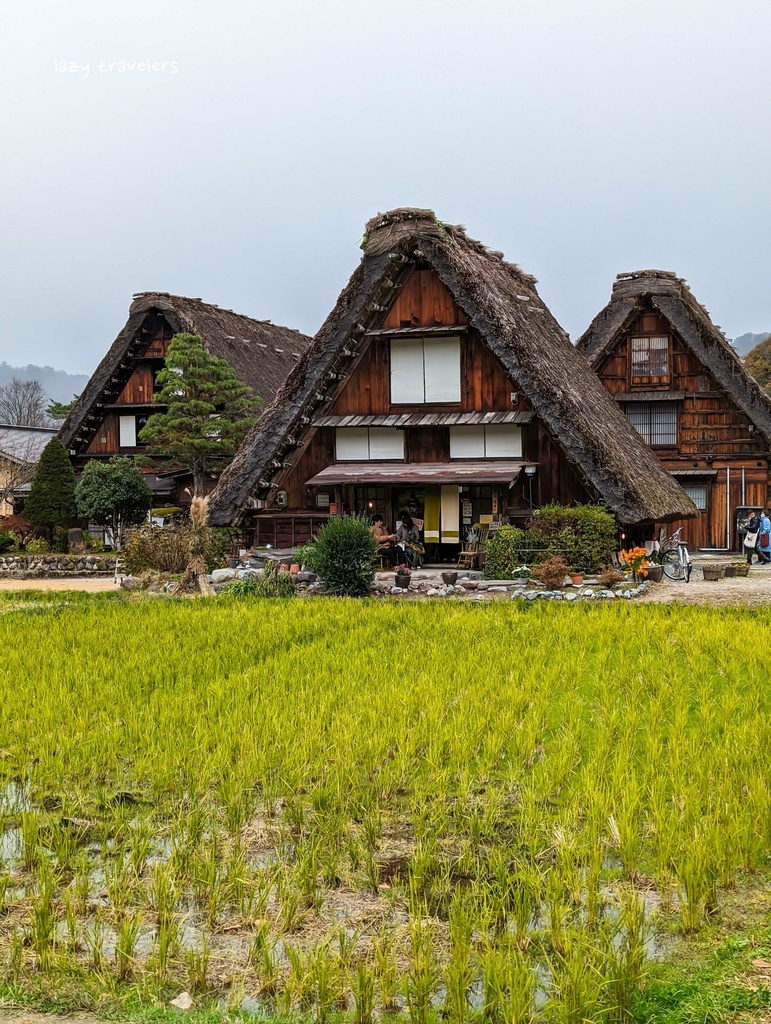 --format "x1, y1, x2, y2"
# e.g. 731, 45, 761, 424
578, 271, 771, 551
210, 209, 696, 544
249, 266, 591, 549
60, 293, 310, 506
